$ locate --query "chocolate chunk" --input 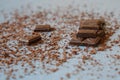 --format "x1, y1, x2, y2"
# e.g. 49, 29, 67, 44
77, 29, 105, 38
20, 34, 41, 45
80, 19, 105, 30
77, 29, 97, 38
69, 37, 101, 46
34, 24, 55, 32
27, 35, 41, 45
